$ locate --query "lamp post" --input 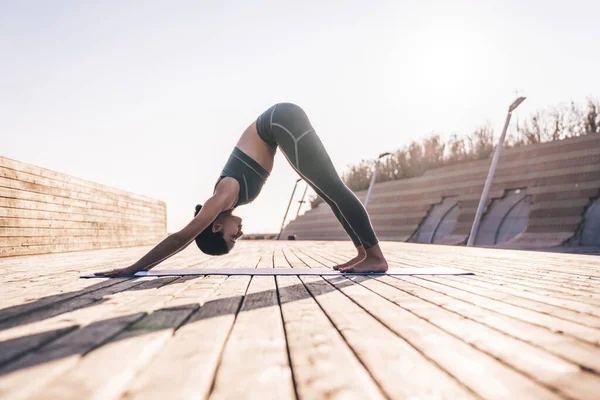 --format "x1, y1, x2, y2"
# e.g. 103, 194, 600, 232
295, 185, 308, 218
467, 97, 526, 246
364, 152, 391, 209
277, 178, 302, 240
